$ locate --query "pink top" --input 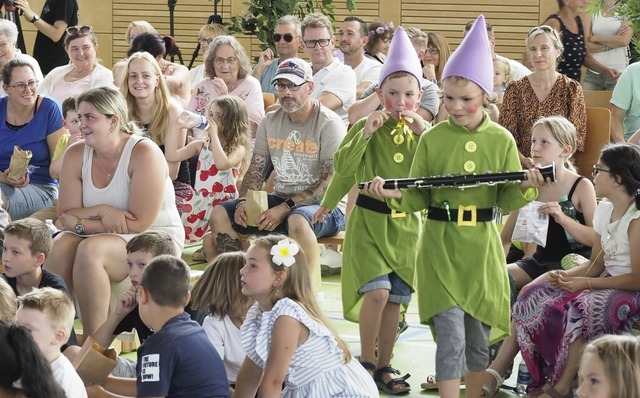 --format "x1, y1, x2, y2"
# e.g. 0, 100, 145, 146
50, 74, 92, 105
188, 75, 265, 127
